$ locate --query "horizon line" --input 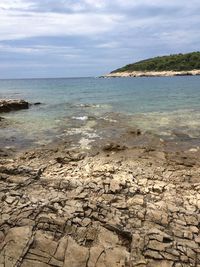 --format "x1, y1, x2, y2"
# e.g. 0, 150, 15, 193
0, 76, 98, 81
